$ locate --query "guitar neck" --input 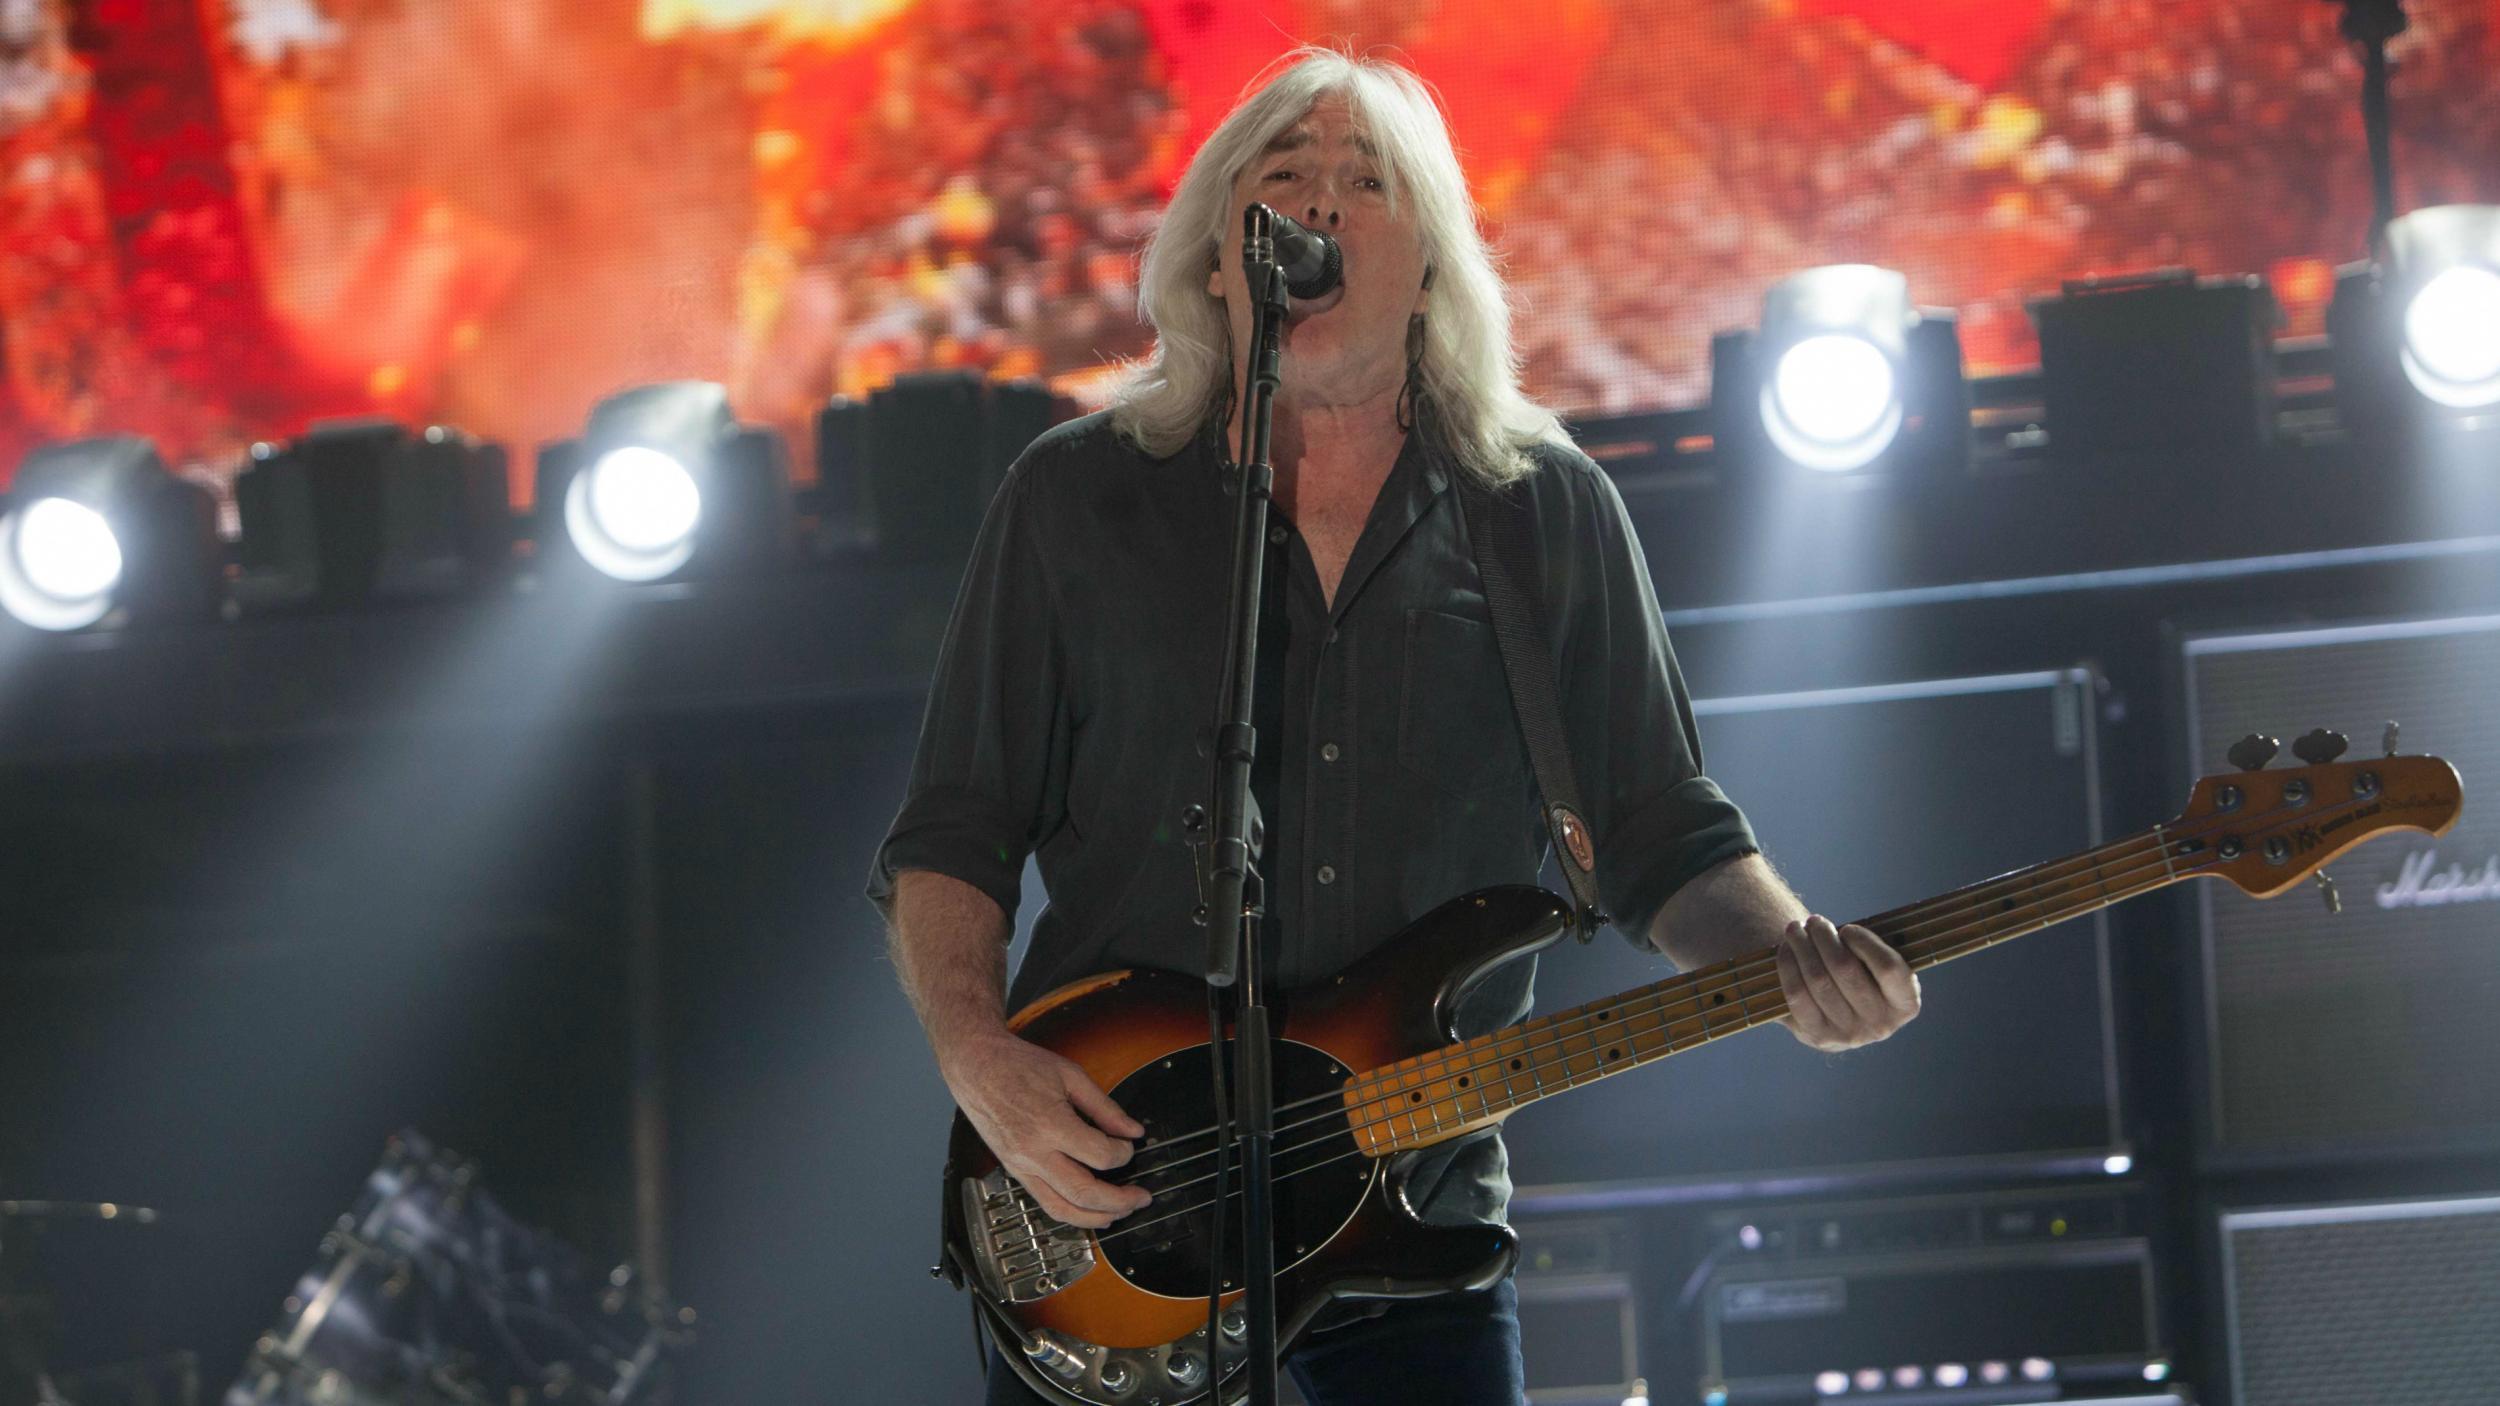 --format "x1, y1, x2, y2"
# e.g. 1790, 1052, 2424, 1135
1345, 822, 2190, 1157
